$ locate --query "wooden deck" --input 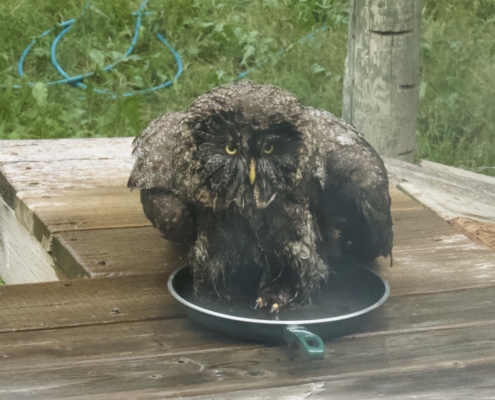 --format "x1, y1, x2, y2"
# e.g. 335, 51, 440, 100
1, 138, 495, 399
